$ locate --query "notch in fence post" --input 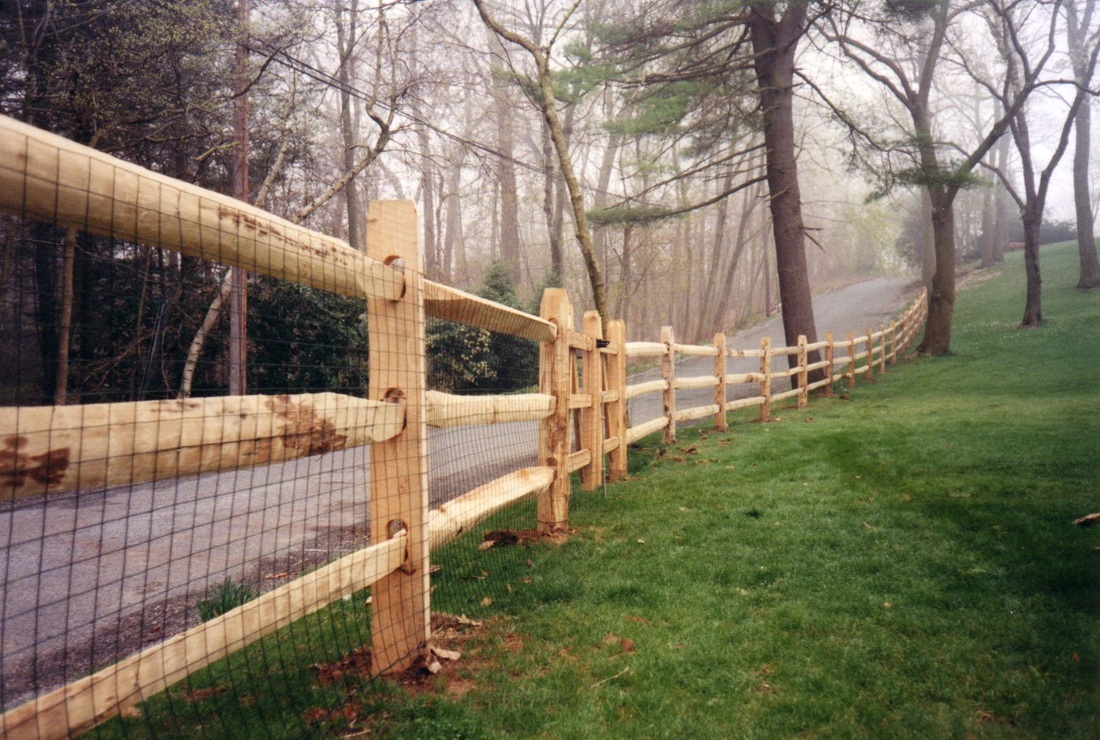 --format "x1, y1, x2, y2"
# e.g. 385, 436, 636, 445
847, 331, 856, 390
714, 332, 728, 432
824, 331, 835, 398
366, 200, 429, 676
581, 310, 604, 491
538, 288, 573, 532
759, 336, 772, 422
797, 334, 808, 409
607, 319, 628, 482
661, 325, 676, 444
